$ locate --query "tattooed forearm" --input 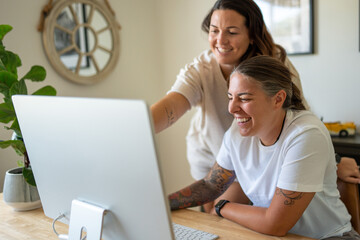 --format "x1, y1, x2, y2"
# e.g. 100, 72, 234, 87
276, 189, 304, 205
207, 163, 236, 194
168, 163, 235, 210
169, 180, 214, 210
165, 107, 175, 127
